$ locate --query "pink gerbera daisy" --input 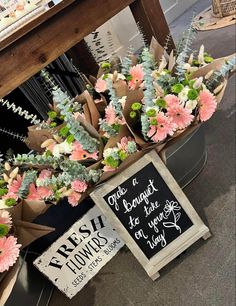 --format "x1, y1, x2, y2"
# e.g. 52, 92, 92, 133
8, 175, 23, 194
105, 105, 117, 125
199, 90, 217, 122
165, 94, 180, 107
26, 184, 40, 201
167, 105, 194, 129
38, 169, 52, 181
37, 186, 53, 200
0, 236, 21, 273
68, 191, 82, 207
147, 112, 176, 142
129, 64, 144, 90
71, 180, 88, 193
0, 211, 12, 228
95, 78, 107, 93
